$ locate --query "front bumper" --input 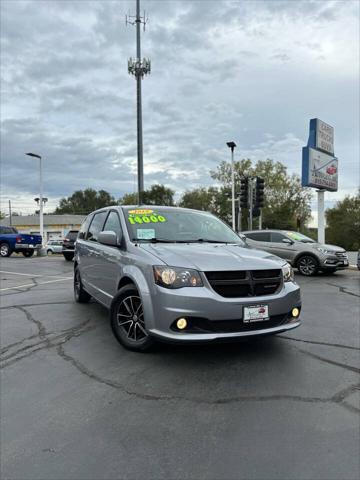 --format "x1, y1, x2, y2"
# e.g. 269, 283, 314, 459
321, 254, 349, 270
143, 279, 301, 342
150, 319, 300, 342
